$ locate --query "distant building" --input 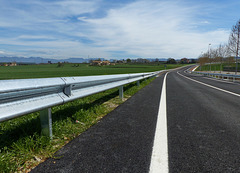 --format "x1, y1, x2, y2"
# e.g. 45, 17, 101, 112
136, 58, 150, 63
101, 61, 110, 66
180, 58, 190, 64
1, 62, 17, 66
91, 61, 102, 66
9, 62, 17, 66
116, 60, 124, 63
90, 60, 110, 66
